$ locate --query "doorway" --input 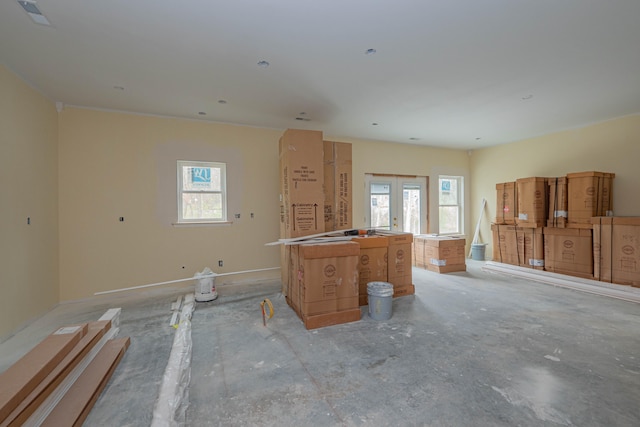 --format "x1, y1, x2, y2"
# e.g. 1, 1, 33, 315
365, 174, 428, 234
